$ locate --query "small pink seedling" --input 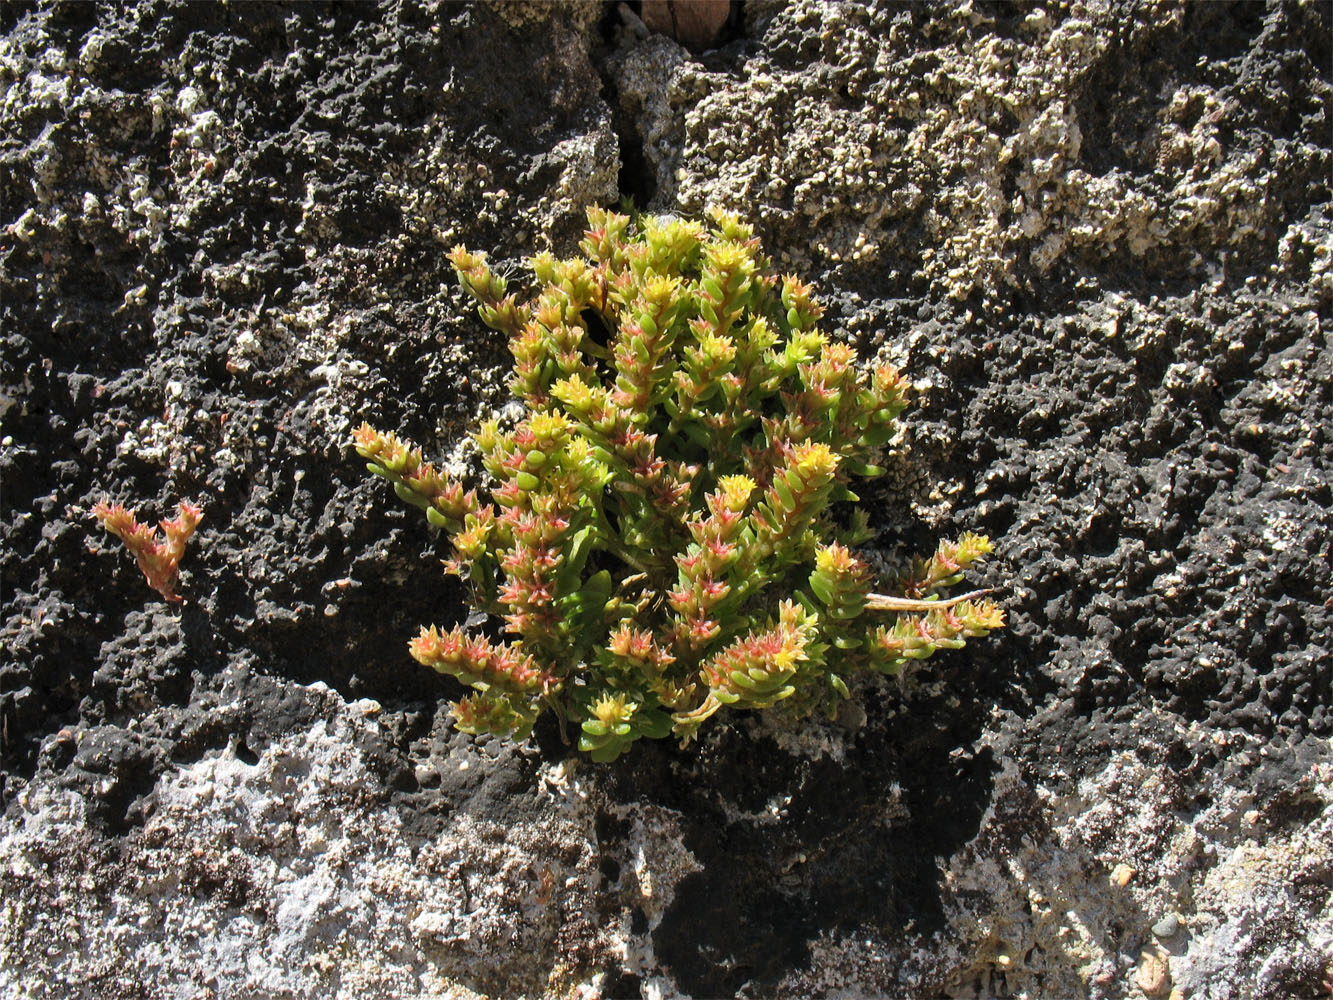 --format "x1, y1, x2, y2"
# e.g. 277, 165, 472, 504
92, 499, 203, 602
